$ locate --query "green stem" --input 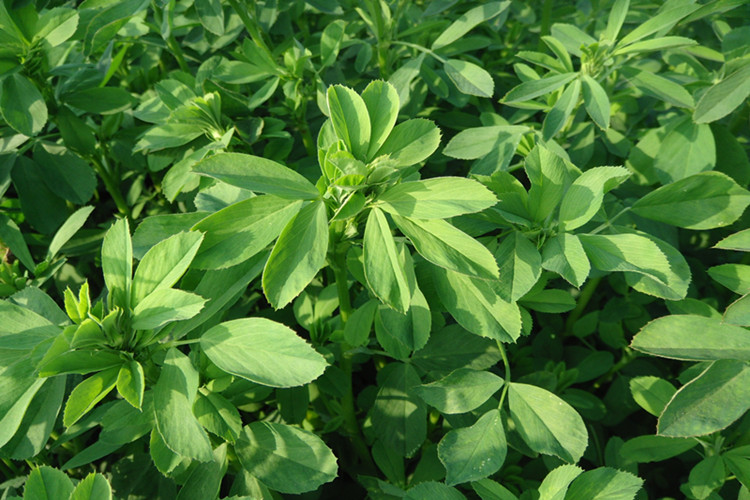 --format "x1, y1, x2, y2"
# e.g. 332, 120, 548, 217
588, 206, 631, 235
540, 0, 554, 39
497, 341, 512, 408
1, 458, 21, 477
564, 276, 602, 336
390, 40, 445, 63
227, 0, 276, 63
